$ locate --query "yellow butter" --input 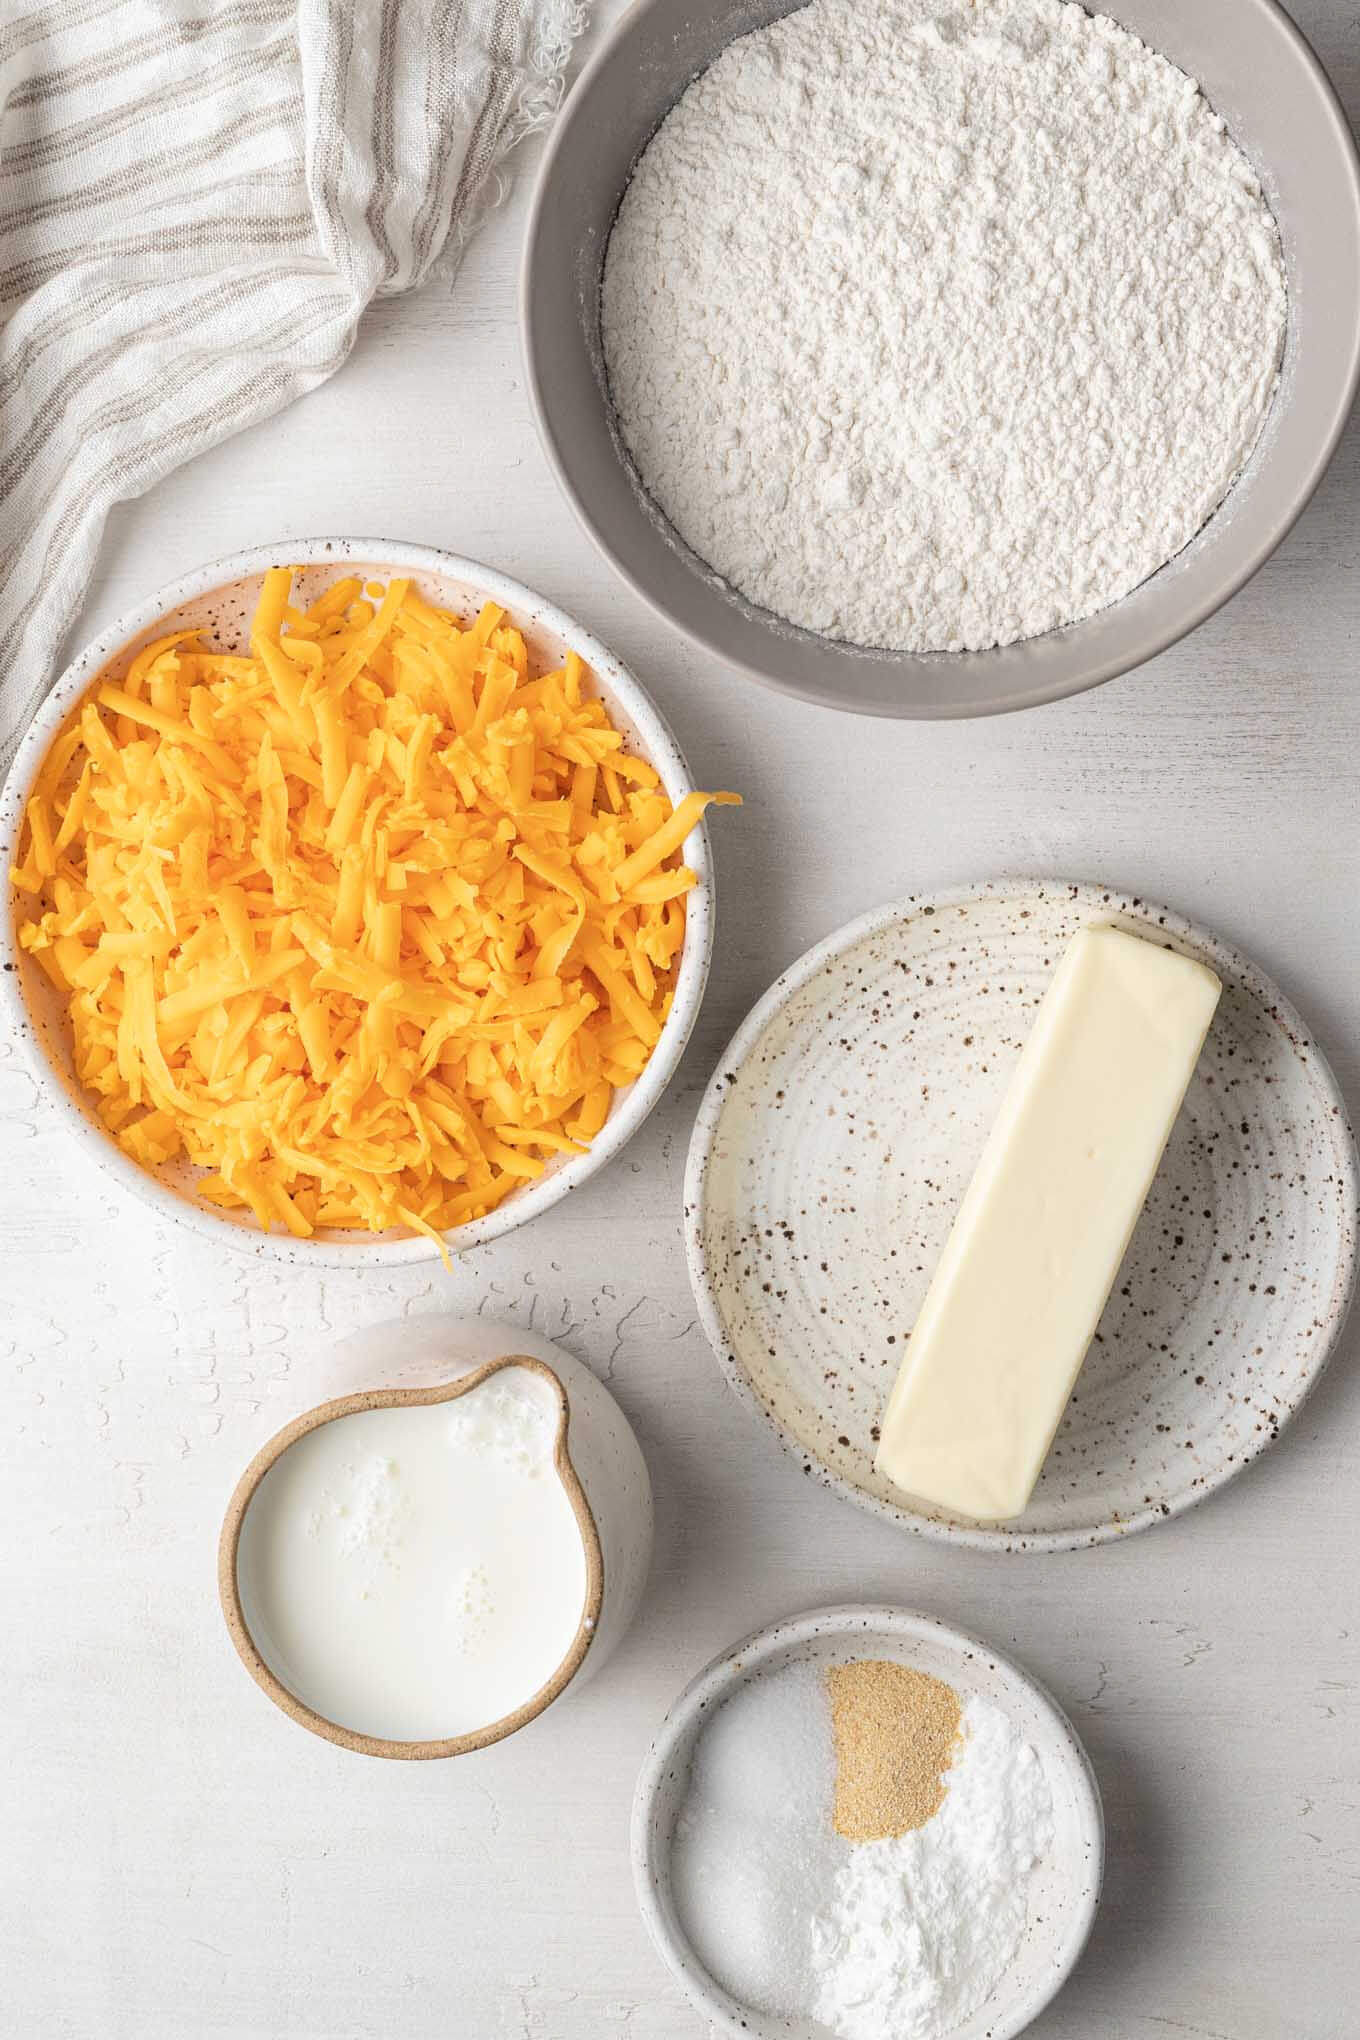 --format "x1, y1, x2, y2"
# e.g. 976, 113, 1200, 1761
875, 924, 1221, 1521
